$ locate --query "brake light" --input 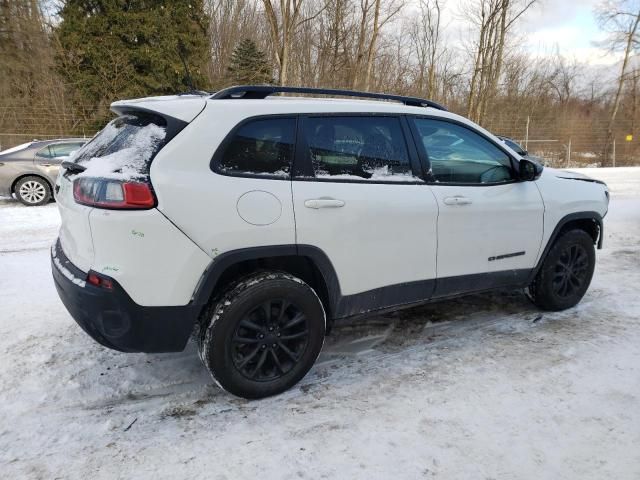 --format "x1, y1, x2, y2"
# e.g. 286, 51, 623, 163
73, 177, 155, 209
